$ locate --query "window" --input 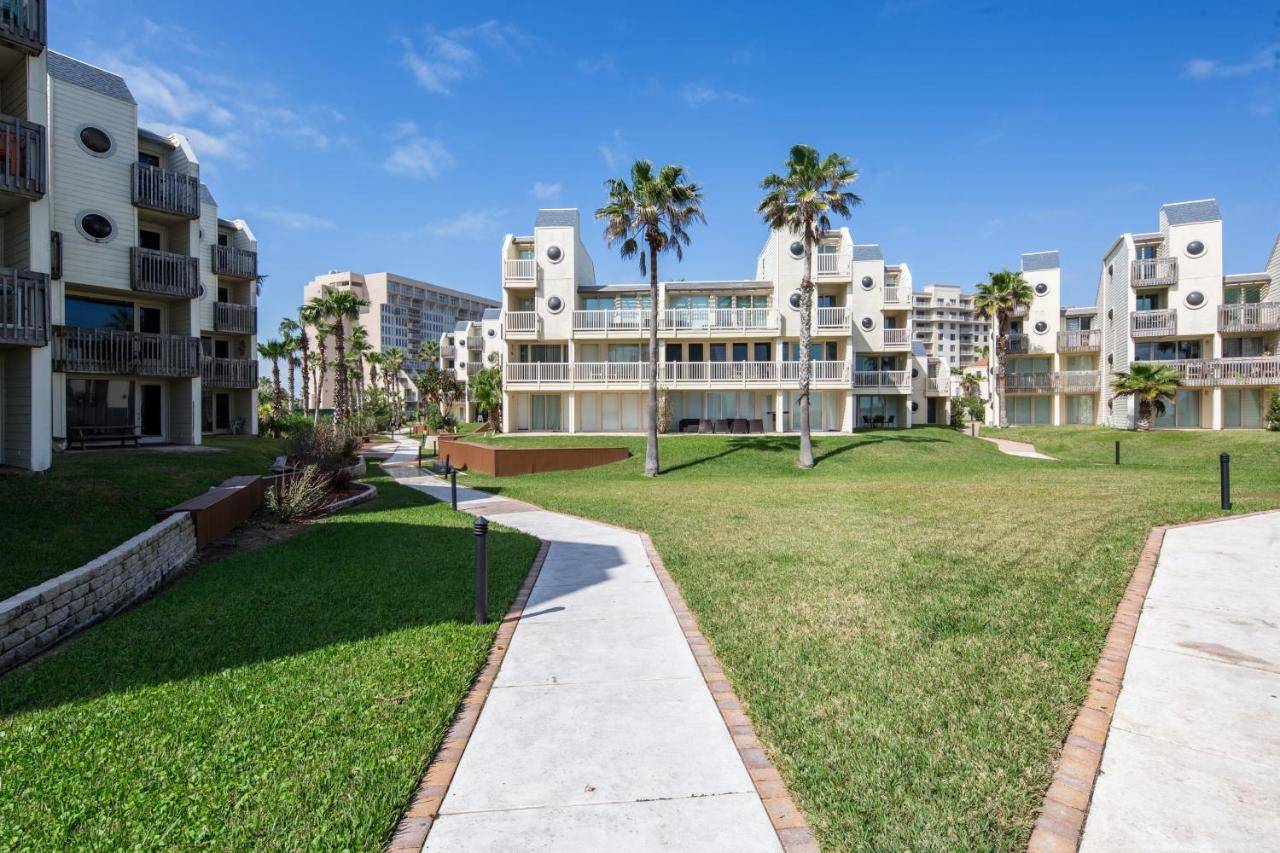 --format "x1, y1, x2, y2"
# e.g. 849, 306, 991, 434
65, 296, 133, 330
1066, 395, 1094, 425
1134, 340, 1201, 360
1223, 390, 1263, 429
687, 343, 704, 362
139, 306, 161, 334
138, 152, 161, 168
1135, 245, 1157, 260
217, 287, 229, 303
1154, 390, 1201, 428
78, 126, 114, 156
732, 342, 748, 362
1224, 286, 1262, 305
1135, 293, 1163, 311
139, 230, 162, 251
664, 343, 682, 362
709, 343, 727, 362
530, 395, 562, 431
77, 211, 115, 242
66, 379, 133, 429
214, 339, 230, 359
1222, 337, 1265, 358
754, 342, 772, 362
